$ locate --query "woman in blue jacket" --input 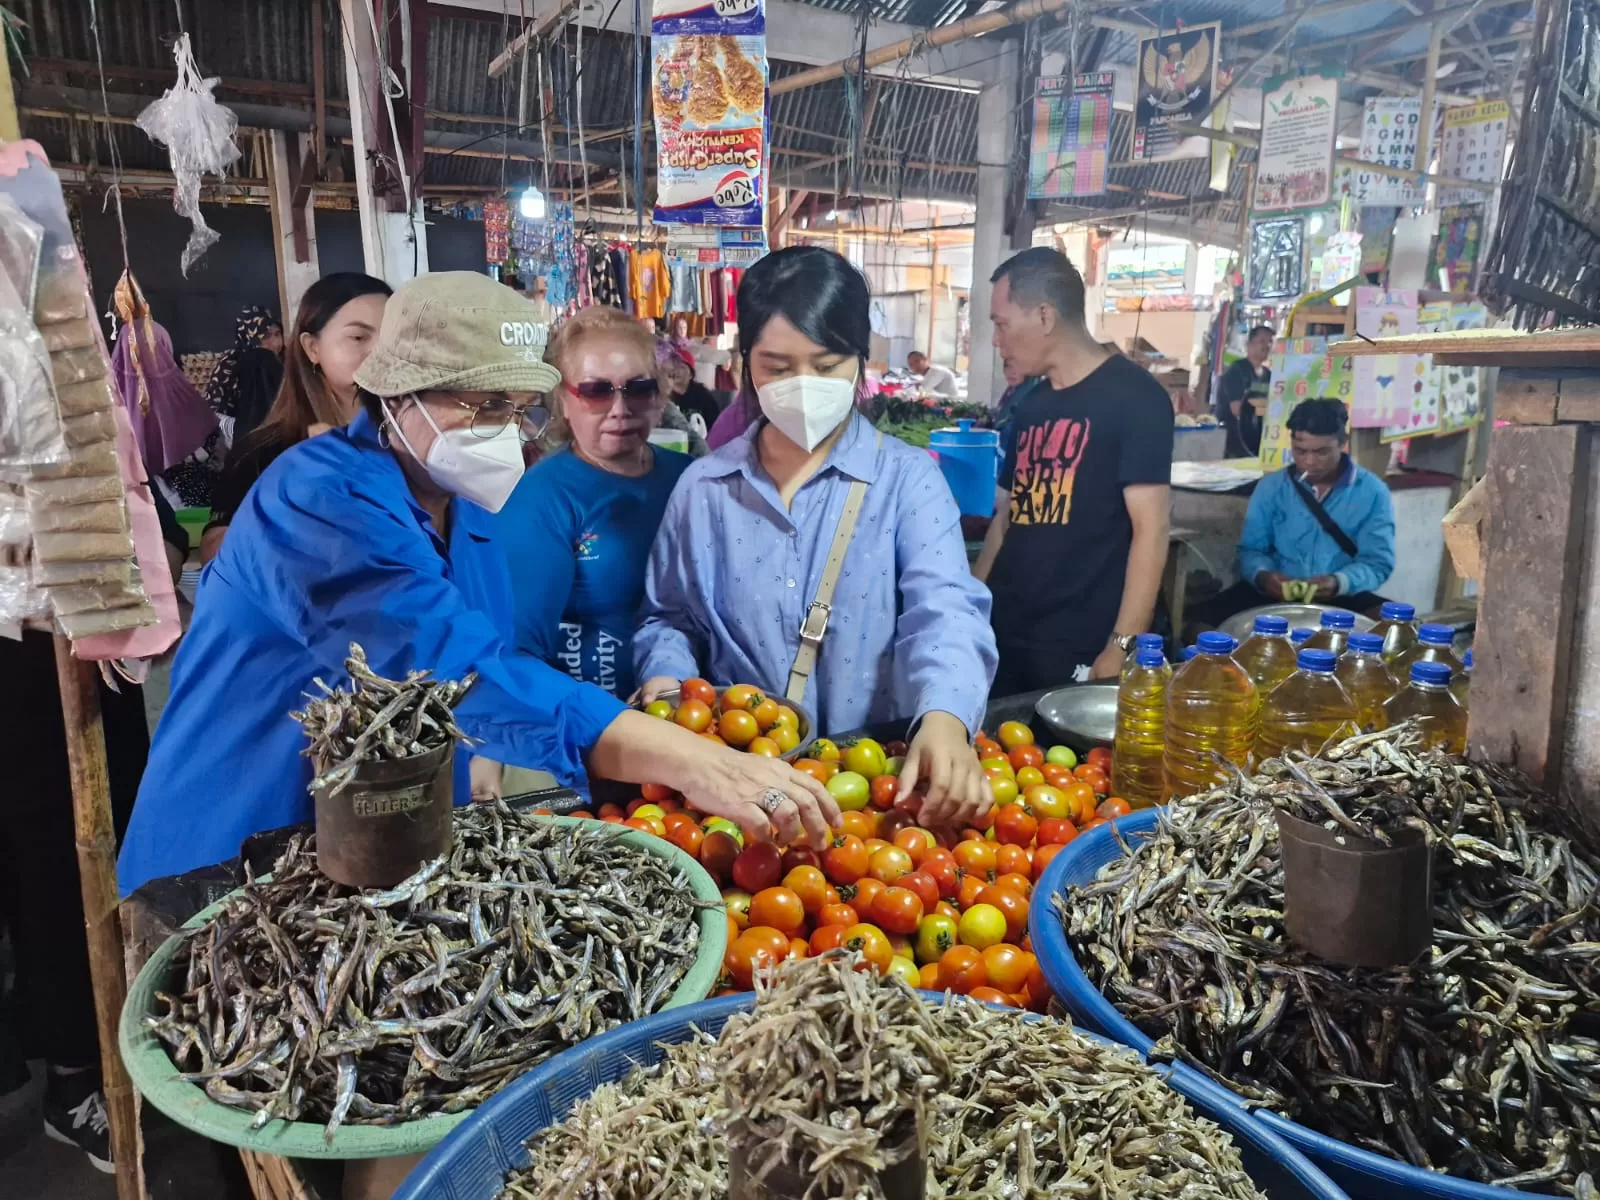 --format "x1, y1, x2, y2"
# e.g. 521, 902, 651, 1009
118, 273, 836, 897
